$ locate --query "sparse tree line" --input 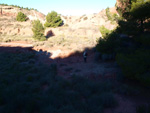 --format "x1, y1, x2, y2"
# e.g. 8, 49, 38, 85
0, 3, 38, 11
